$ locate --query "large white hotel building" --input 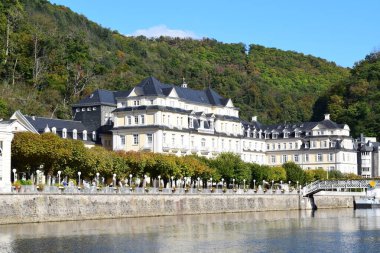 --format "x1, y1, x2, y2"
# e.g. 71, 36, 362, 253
72, 77, 357, 174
